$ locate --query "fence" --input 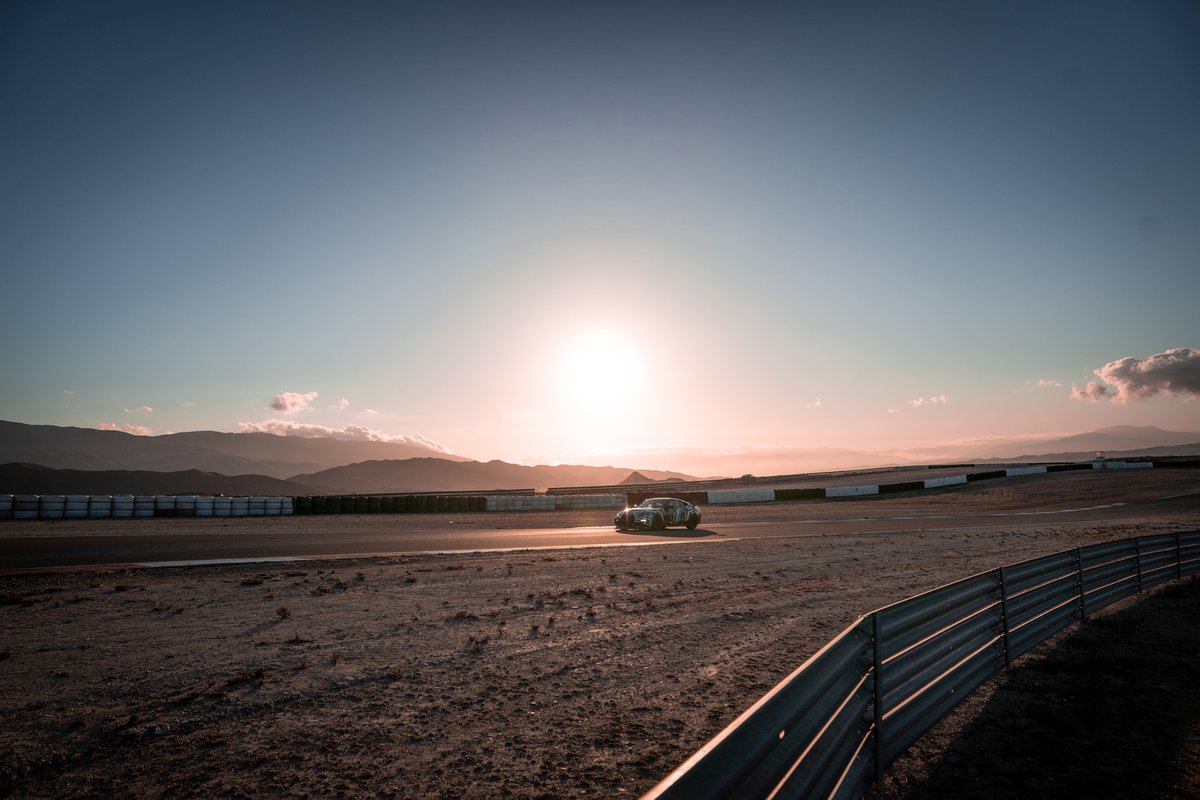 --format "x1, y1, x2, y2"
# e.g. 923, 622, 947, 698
643, 529, 1200, 800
